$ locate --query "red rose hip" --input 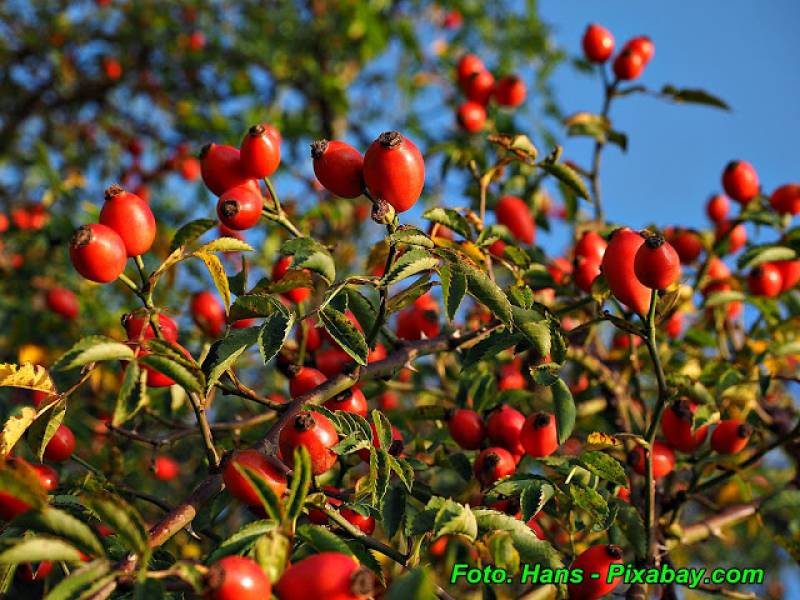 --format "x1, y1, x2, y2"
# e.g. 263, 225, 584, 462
207, 555, 270, 600
447, 408, 486, 450
633, 233, 681, 289
520, 412, 559, 457
217, 184, 263, 231
711, 420, 752, 454
223, 449, 287, 505
722, 160, 759, 204
239, 123, 281, 179
495, 195, 535, 245
99, 185, 156, 257
363, 131, 425, 213
582, 24, 615, 63
69, 224, 128, 283
311, 139, 365, 199
278, 411, 339, 475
